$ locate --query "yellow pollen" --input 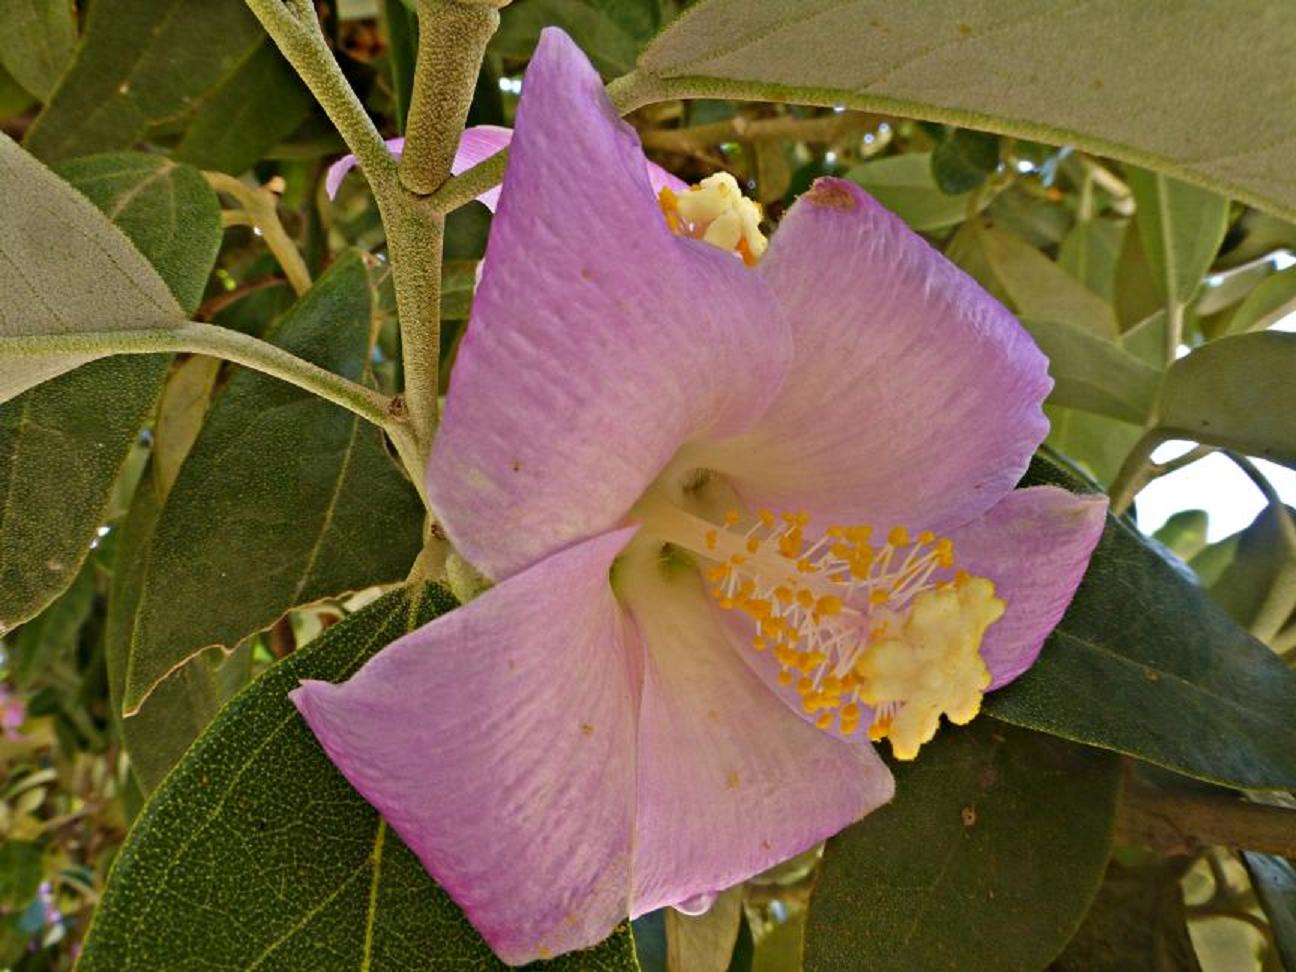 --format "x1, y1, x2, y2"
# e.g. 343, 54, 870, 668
815, 712, 835, 730
777, 670, 793, 686
887, 526, 910, 547
746, 537, 761, 554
